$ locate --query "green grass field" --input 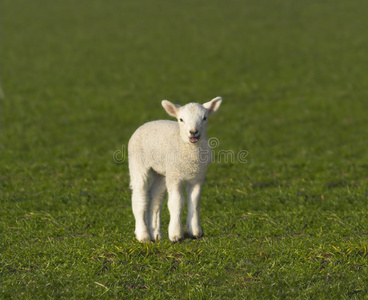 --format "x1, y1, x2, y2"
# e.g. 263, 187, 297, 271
2, 0, 368, 298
